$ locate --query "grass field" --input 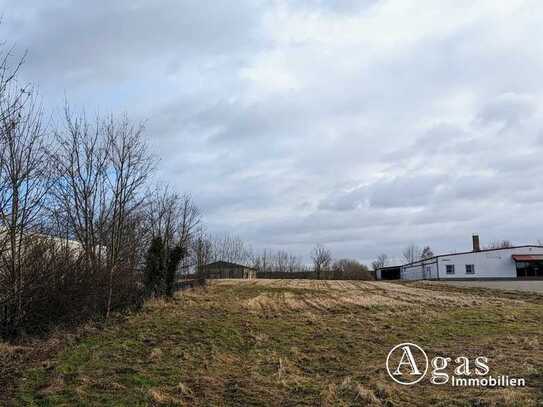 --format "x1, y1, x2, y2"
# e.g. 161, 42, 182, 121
2, 279, 543, 406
